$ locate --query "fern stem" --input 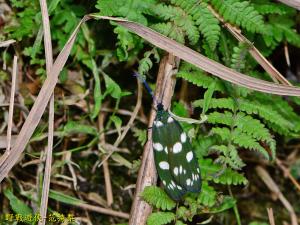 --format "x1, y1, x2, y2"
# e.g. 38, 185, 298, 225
228, 186, 242, 225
